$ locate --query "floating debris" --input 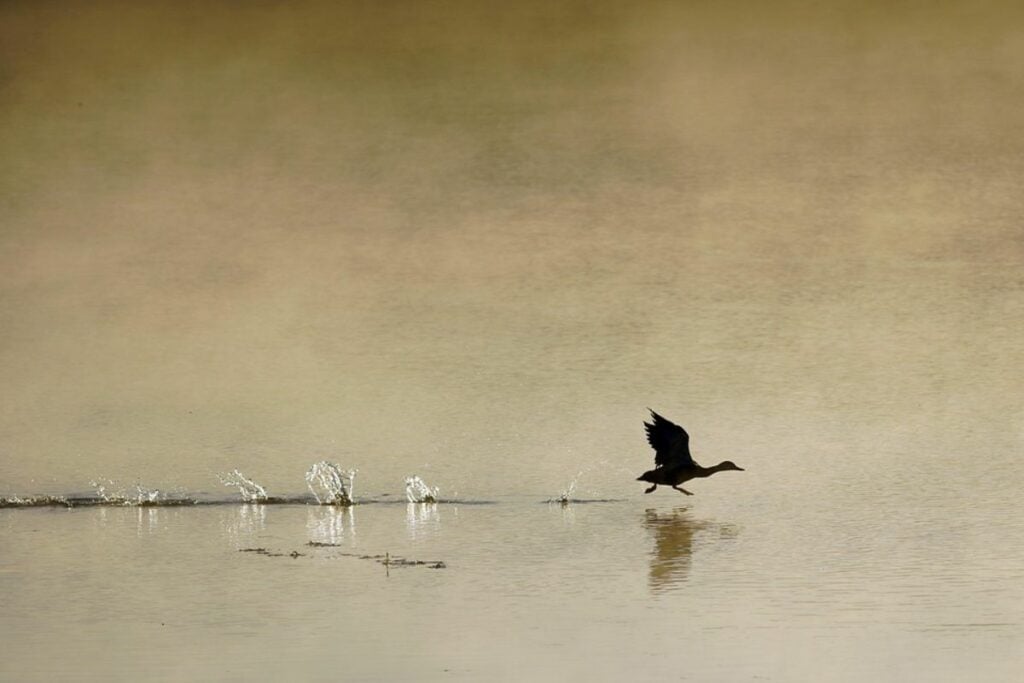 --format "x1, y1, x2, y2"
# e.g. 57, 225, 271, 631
238, 547, 303, 559
352, 552, 447, 570
303, 542, 447, 569
239, 544, 447, 569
